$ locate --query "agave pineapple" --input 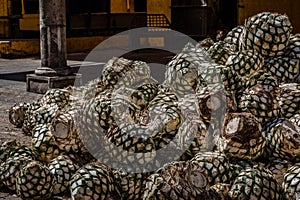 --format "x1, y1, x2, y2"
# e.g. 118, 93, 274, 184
223, 25, 244, 52
70, 162, 120, 200
51, 109, 86, 153
143, 160, 210, 200
0, 156, 32, 191
263, 118, 300, 161
9, 102, 32, 128
101, 57, 151, 90
229, 165, 282, 199
22, 103, 60, 136
225, 49, 264, 78
242, 12, 293, 57
238, 84, 281, 126
39, 88, 71, 109
32, 123, 60, 163
207, 41, 233, 65
165, 42, 211, 97
218, 112, 265, 161
191, 151, 232, 185
48, 154, 80, 195
16, 160, 56, 199
113, 170, 150, 200
277, 83, 300, 118
282, 163, 300, 199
